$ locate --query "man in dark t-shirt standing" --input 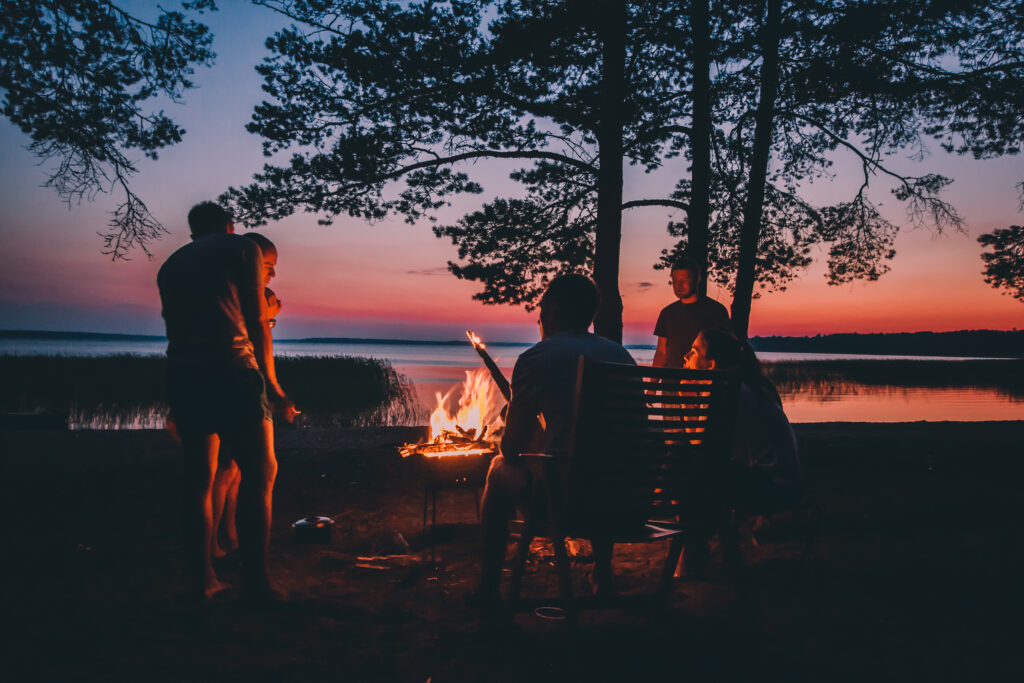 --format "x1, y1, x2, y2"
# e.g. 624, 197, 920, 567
652, 258, 730, 368
158, 201, 297, 602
